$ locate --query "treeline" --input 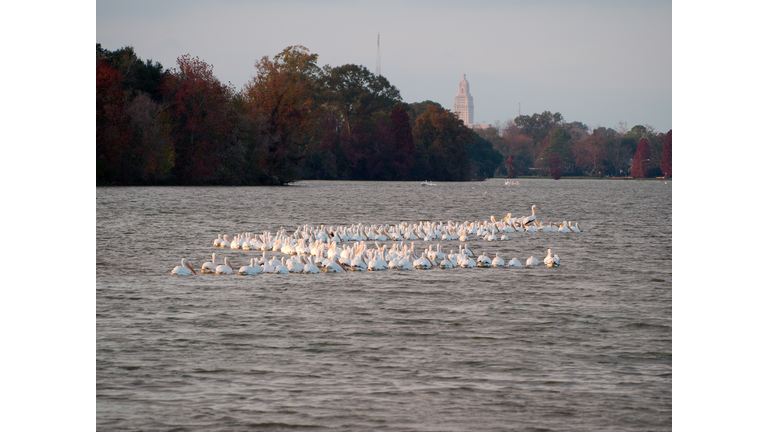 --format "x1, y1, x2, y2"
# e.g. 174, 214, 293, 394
97, 44, 503, 185
97, 44, 670, 185
481, 112, 672, 179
